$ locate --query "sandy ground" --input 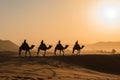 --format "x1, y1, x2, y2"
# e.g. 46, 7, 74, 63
0, 51, 120, 80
